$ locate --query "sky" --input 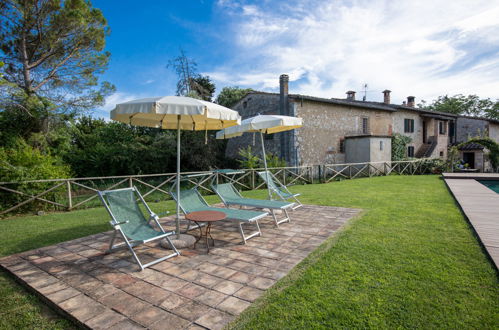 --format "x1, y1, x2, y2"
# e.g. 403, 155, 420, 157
92, 0, 499, 118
